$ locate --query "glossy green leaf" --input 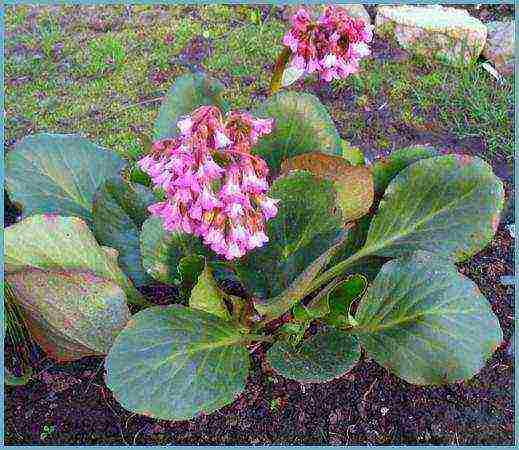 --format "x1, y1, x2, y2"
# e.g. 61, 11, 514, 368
154, 72, 228, 140
354, 252, 503, 385
5, 133, 126, 224
140, 216, 207, 286
252, 92, 341, 173
323, 274, 367, 327
5, 215, 143, 305
93, 177, 156, 287
237, 171, 343, 301
341, 140, 365, 166
281, 152, 374, 222
189, 265, 231, 320
267, 327, 360, 383
328, 274, 367, 316
105, 305, 250, 420
7, 269, 130, 361
364, 155, 504, 262
371, 145, 438, 196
